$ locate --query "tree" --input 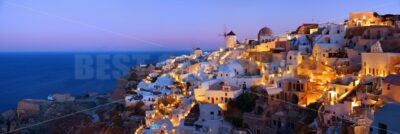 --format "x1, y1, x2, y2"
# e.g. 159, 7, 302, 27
233, 93, 257, 112
135, 101, 145, 112
231, 117, 243, 127
224, 93, 258, 128
109, 107, 123, 127
126, 101, 145, 116
256, 106, 264, 115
